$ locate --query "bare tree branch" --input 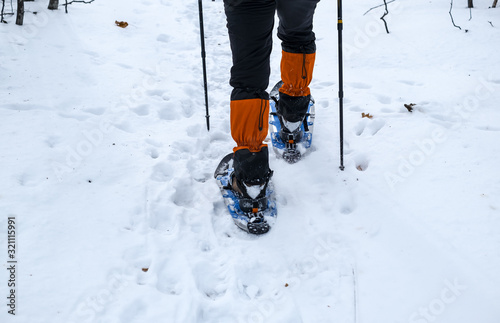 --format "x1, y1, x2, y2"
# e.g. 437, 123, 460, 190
63, 0, 95, 13
1, 0, 6, 23
449, 0, 462, 30
380, 0, 390, 34
363, 0, 395, 16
